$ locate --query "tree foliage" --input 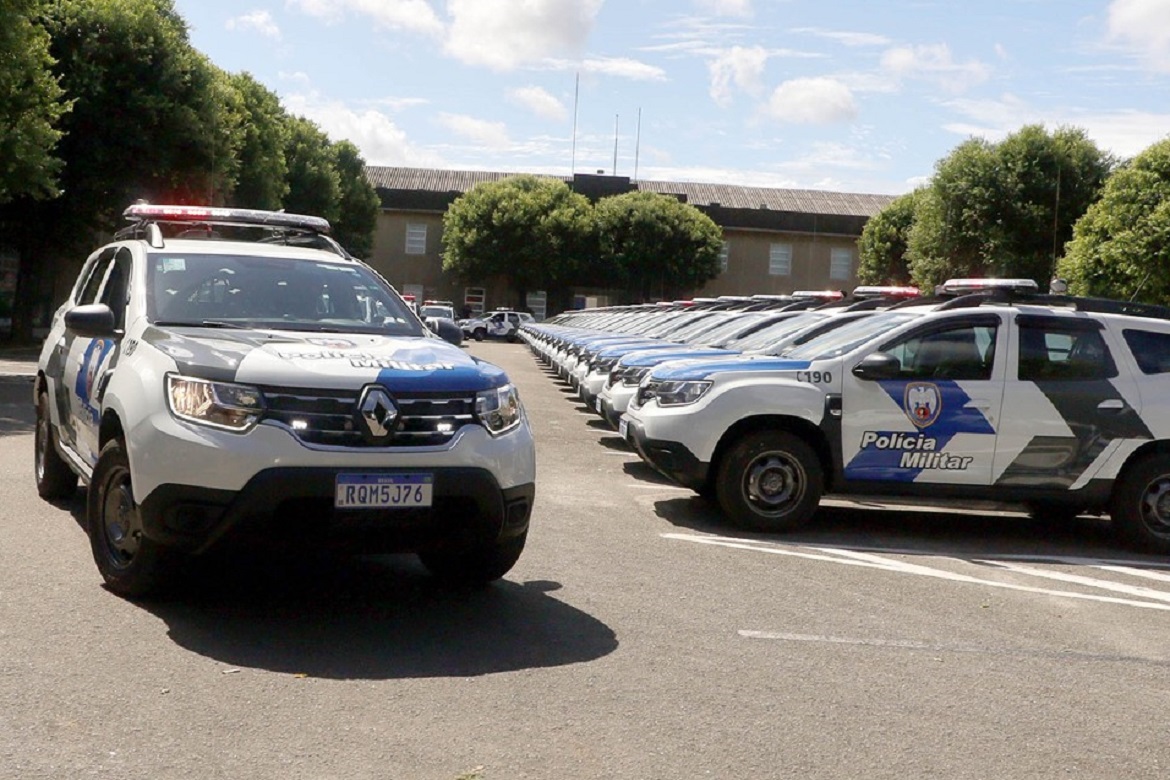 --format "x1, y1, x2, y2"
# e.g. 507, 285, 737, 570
593, 190, 723, 301
331, 141, 380, 258
282, 116, 341, 225
227, 72, 288, 211
906, 125, 1114, 290
442, 175, 595, 304
857, 190, 920, 285
1058, 139, 1170, 303
0, 0, 69, 204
